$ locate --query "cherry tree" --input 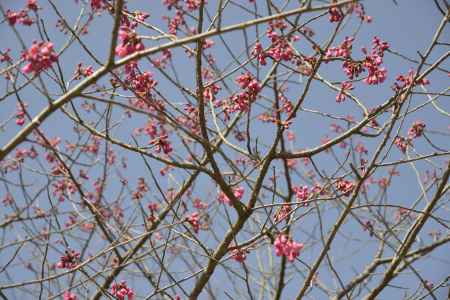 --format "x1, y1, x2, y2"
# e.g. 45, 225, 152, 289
0, 0, 449, 299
